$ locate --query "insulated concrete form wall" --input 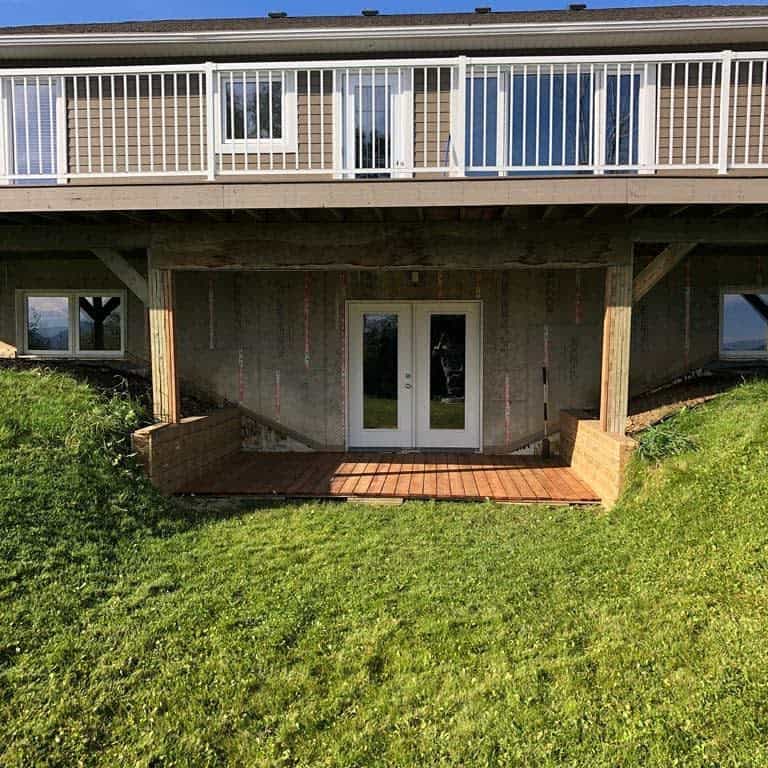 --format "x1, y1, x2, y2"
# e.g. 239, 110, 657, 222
0, 253, 147, 359
0, 247, 763, 448
171, 268, 605, 451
